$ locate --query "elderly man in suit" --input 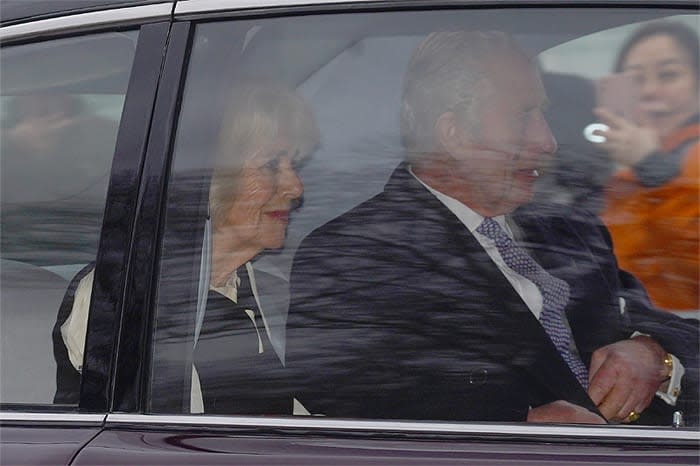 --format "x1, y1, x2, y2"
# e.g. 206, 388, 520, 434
286, 31, 697, 425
